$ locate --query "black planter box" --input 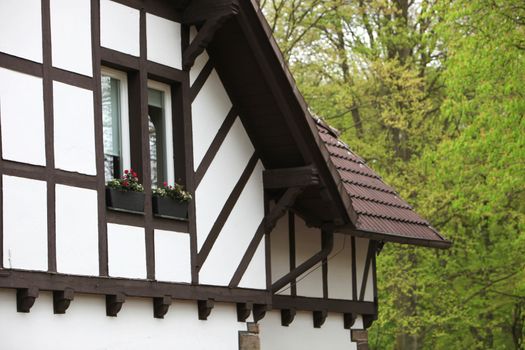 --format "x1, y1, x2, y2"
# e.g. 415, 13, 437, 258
106, 188, 145, 214
152, 196, 188, 219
